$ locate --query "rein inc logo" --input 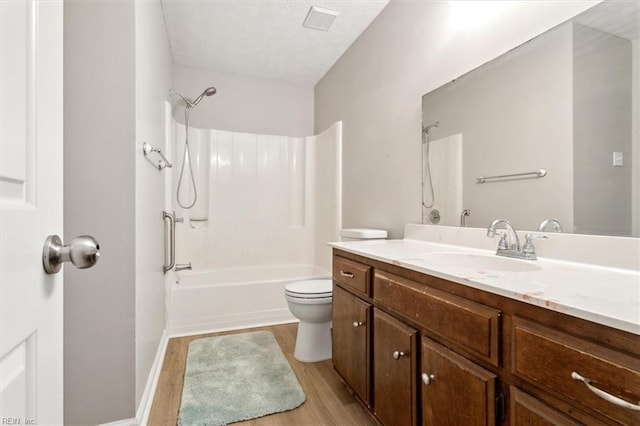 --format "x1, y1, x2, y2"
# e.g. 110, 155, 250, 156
1, 419, 36, 425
